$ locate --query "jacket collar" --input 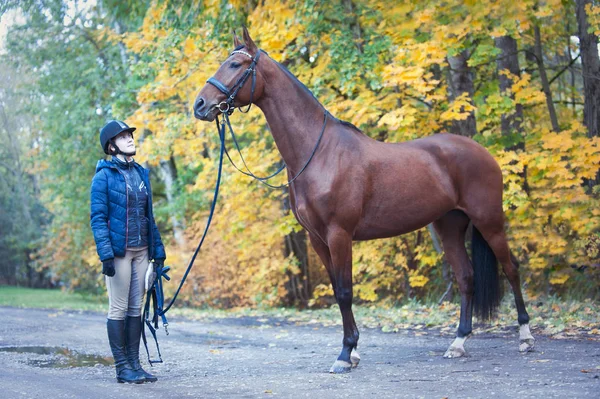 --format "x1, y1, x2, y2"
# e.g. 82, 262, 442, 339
113, 155, 136, 168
